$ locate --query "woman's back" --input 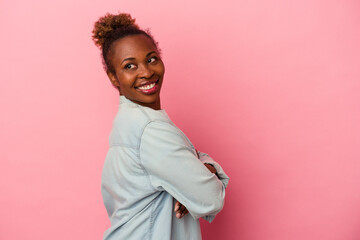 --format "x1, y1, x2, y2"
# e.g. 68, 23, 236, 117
101, 96, 227, 239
